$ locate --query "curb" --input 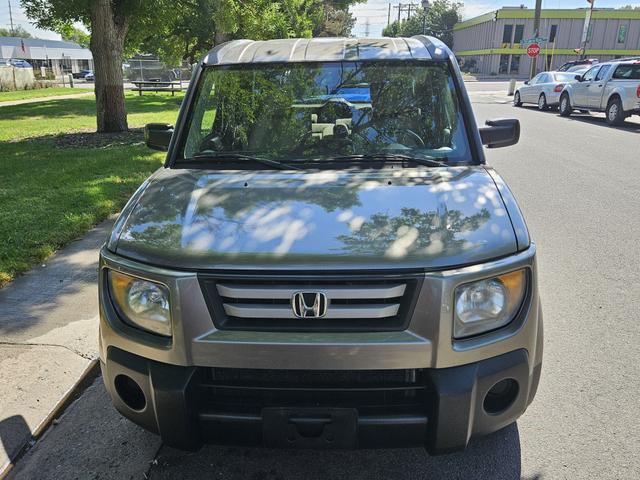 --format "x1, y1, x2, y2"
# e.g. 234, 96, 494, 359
0, 359, 101, 480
